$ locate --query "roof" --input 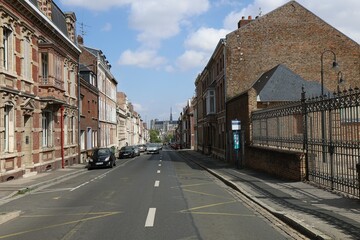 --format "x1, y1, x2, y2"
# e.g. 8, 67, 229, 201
26, 0, 80, 53
252, 64, 329, 101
